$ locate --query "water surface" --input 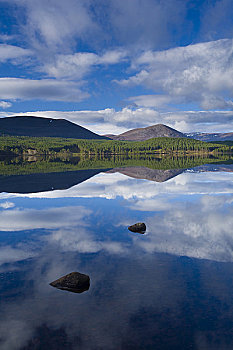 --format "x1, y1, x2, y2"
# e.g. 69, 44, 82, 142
0, 157, 233, 349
